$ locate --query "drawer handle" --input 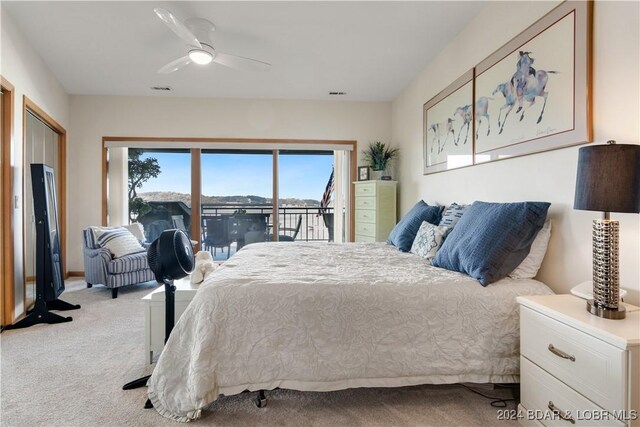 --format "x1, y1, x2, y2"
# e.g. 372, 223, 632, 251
548, 344, 575, 362
548, 401, 575, 424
